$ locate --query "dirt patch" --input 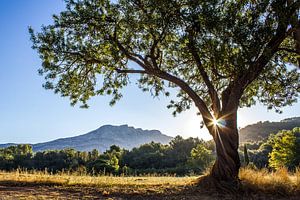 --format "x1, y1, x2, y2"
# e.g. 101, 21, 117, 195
0, 184, 299, 200
0, 184, 221, 200
0, 185, 101, 199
